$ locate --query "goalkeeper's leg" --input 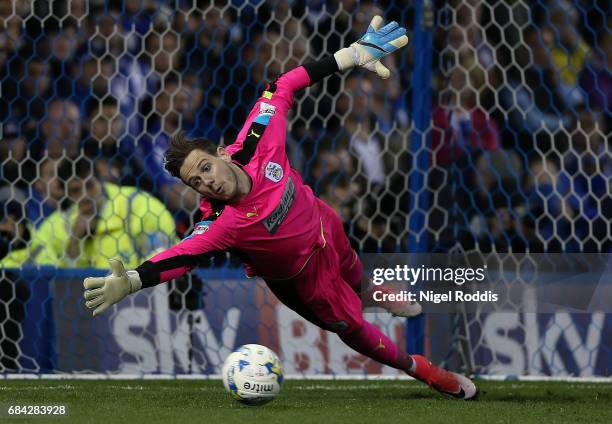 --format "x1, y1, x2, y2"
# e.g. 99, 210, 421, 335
325, 278, 478, 400
317, 198, 422, 317
267, 240, 478, 399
